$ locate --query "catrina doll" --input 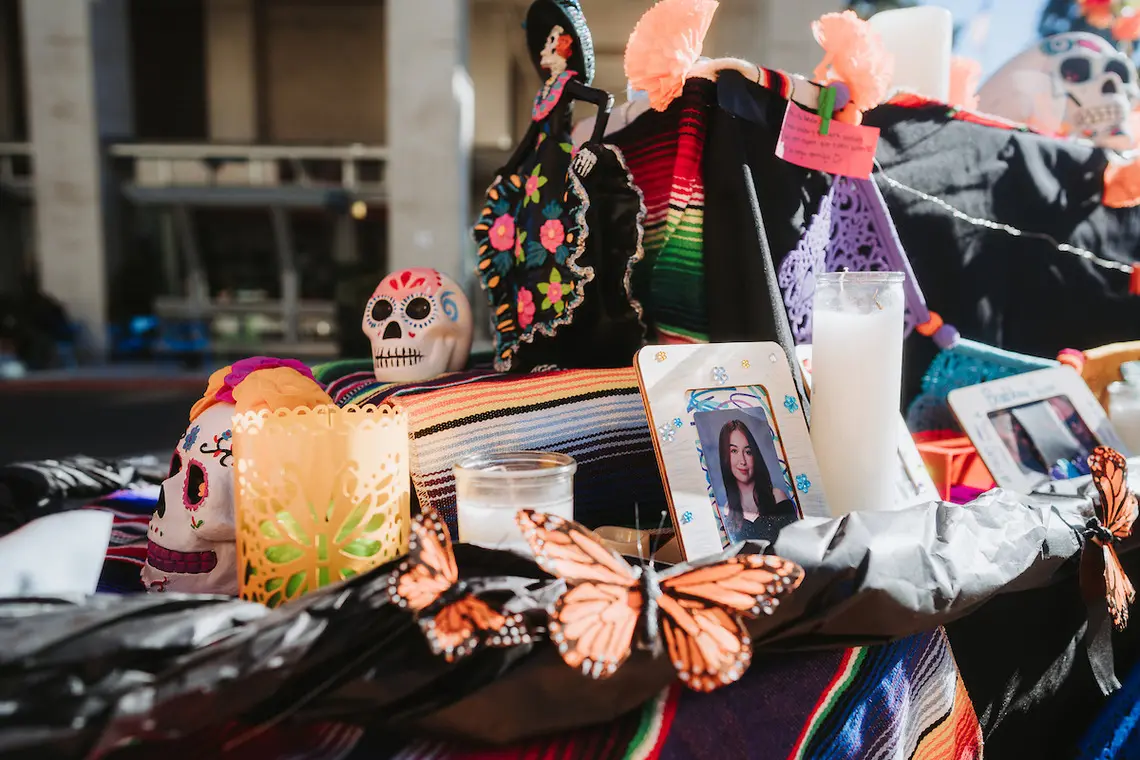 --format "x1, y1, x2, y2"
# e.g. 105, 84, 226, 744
473, 0, 646, 372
